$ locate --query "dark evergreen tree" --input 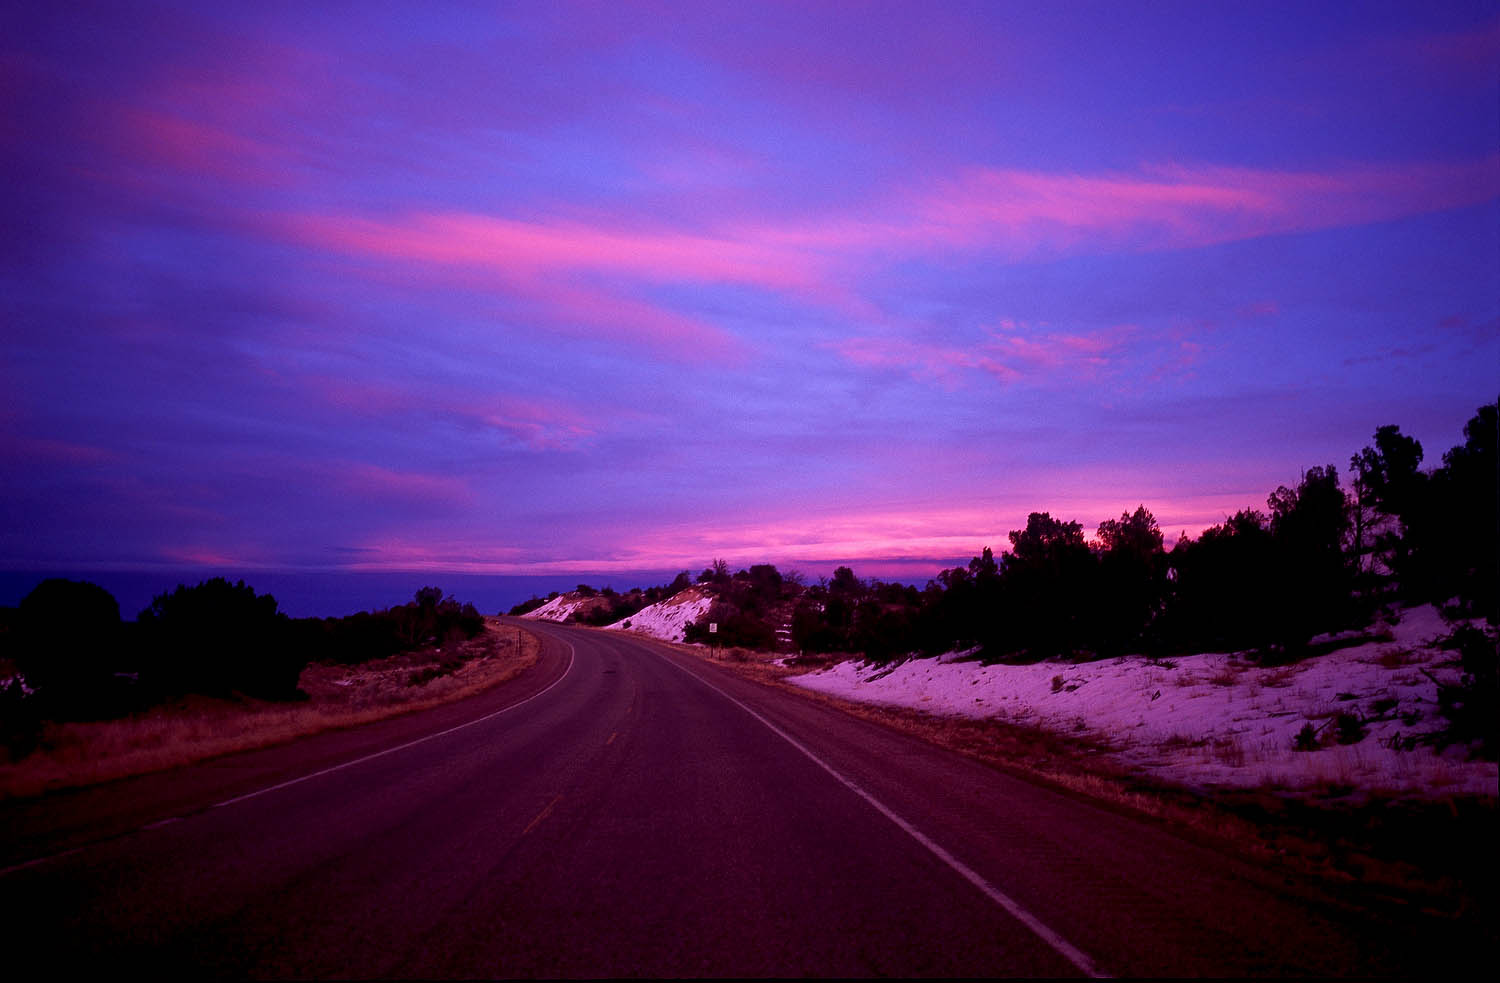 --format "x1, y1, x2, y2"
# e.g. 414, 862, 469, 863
1428, 398, 1499, 621
1266, 465, 1354, 651
999, 512, 1096, 658
1094, 506, 1168, 654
